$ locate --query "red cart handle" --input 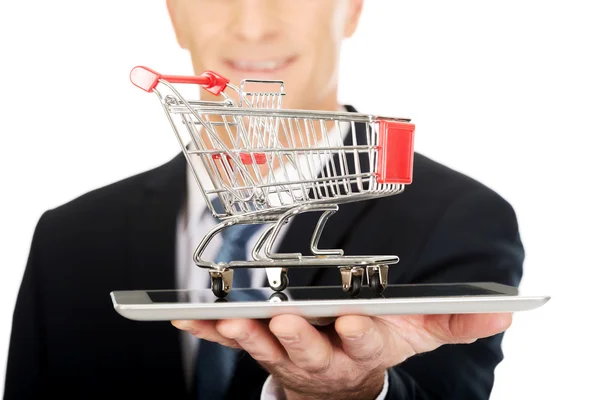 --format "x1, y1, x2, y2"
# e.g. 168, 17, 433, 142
130, 66, 230, 95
